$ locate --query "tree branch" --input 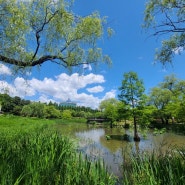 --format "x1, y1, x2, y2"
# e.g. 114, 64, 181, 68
0, 54, 98, 68
31, 8, 59, 61
0, 54, 66, 67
